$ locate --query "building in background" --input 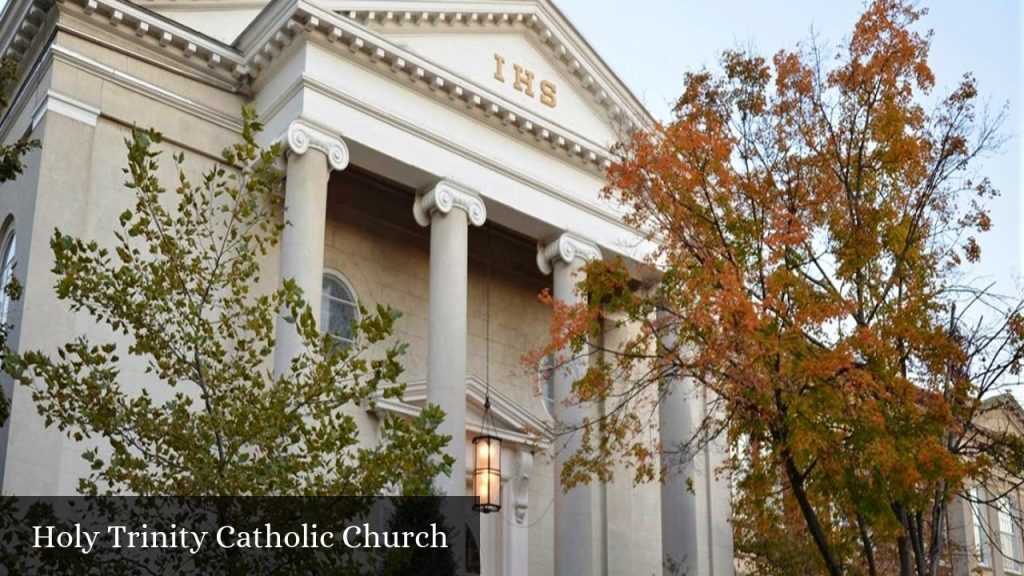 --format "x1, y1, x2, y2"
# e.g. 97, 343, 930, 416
950, 395, 1024, 576
0, 1, 732, 575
